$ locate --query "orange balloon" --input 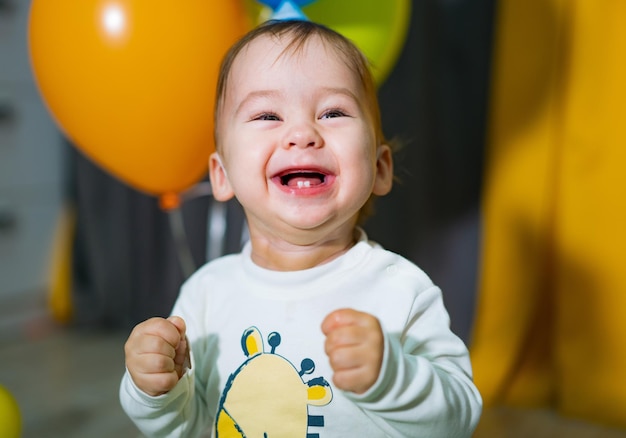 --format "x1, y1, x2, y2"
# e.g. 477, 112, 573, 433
28, 1, 248, 198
